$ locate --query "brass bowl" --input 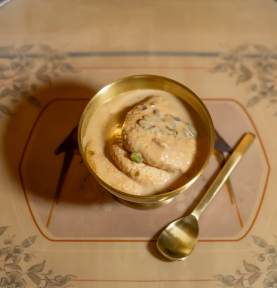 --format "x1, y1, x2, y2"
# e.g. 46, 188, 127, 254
78, 75, 215, 209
